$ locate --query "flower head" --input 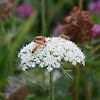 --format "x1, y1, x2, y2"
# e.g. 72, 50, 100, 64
64, 6, 93, 44
92, 24, 100, 37
18, 37, 85, 72
53, 23, 64, 36
0, 0, 15, 21
17, 3, 35, 19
